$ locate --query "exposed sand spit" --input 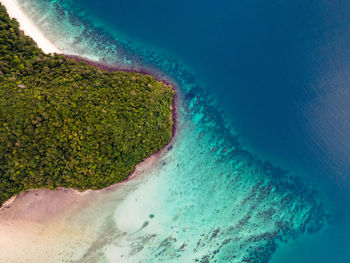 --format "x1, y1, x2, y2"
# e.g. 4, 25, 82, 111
0, 151, 165, 263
